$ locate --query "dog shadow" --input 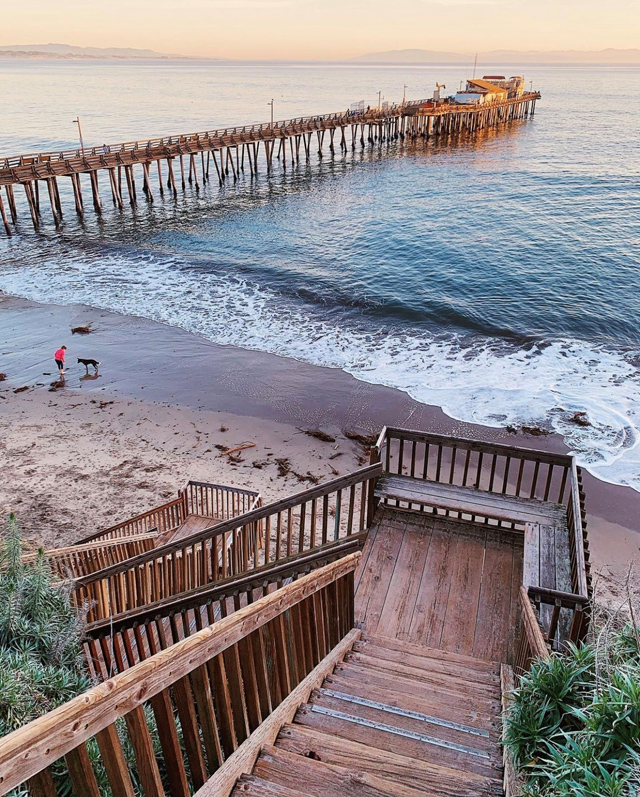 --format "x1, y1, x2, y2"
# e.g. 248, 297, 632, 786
80, 372, 101, 382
